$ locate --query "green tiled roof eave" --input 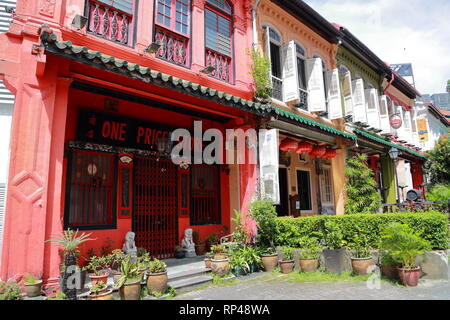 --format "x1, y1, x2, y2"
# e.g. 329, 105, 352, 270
271, 106, 357, 141
39, 32, 272, 116
354, 129, 427, 159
